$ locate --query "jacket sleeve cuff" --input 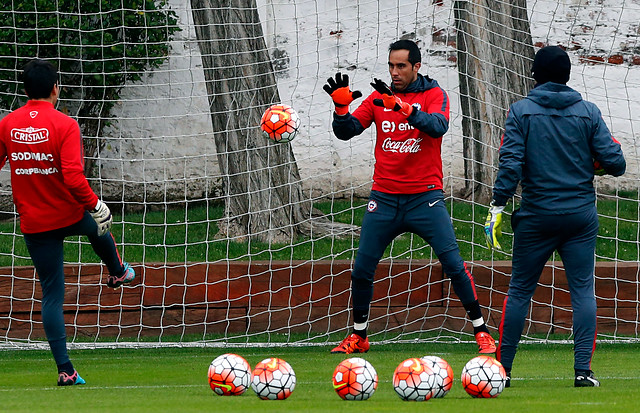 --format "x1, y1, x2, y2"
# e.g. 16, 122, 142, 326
491, 196, 508, 207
